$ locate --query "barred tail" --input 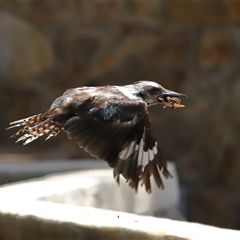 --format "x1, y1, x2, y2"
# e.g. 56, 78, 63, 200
7, 109, 63, 145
